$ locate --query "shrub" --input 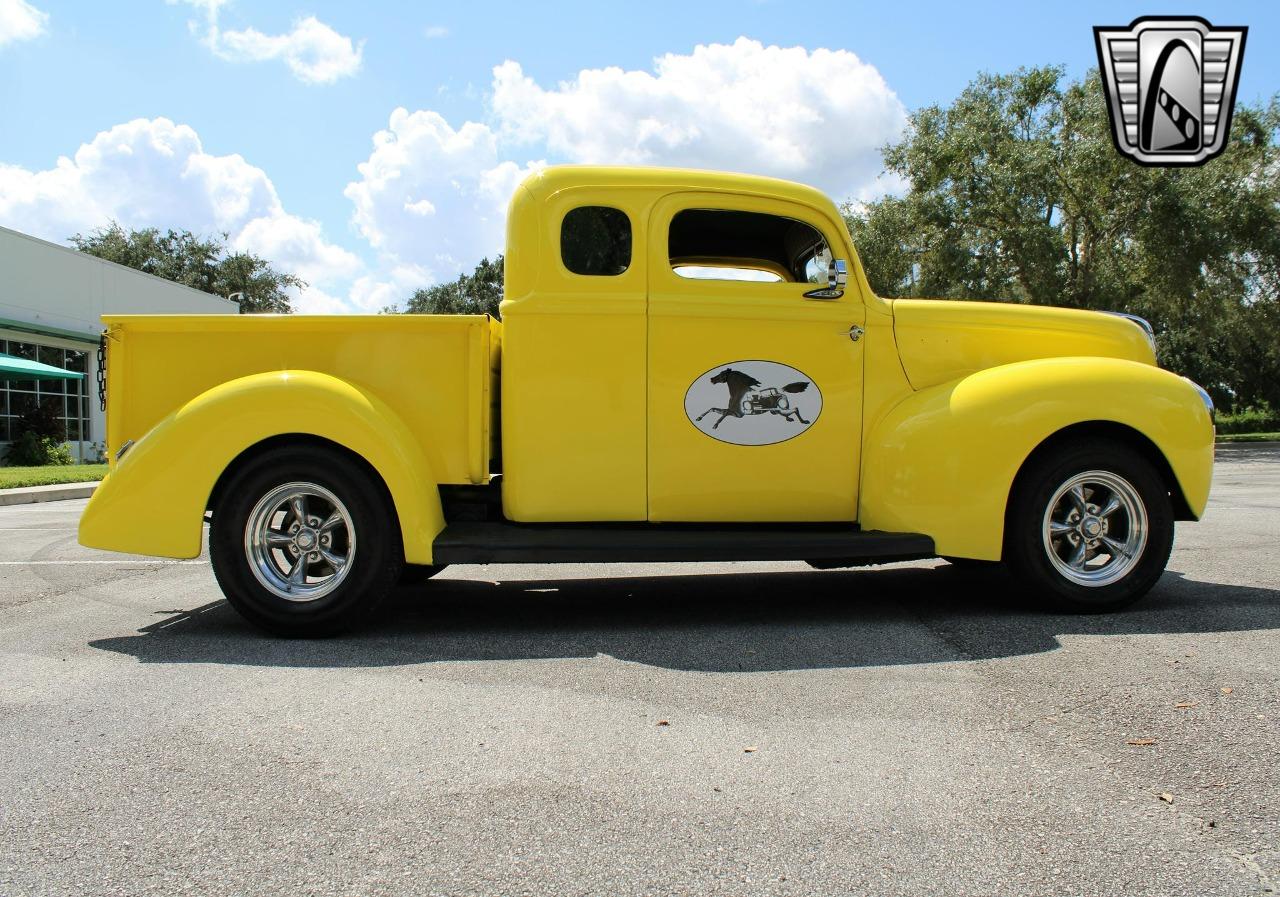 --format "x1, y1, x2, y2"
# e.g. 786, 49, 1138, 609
1215, 406, 1280, 435
3, 401, 72, 466
3, 432, 73, 466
